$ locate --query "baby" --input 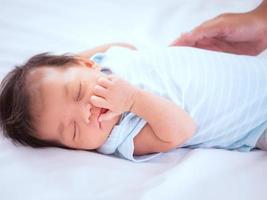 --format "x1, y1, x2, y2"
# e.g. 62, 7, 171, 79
0, 43, 267, 162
